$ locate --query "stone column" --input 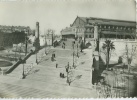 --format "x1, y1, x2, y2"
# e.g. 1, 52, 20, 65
94, 25, 98, 40
92, 24, 100, 87
36, 22, 39, 39
93, 24, 99, 51
35, 22, 40, 51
